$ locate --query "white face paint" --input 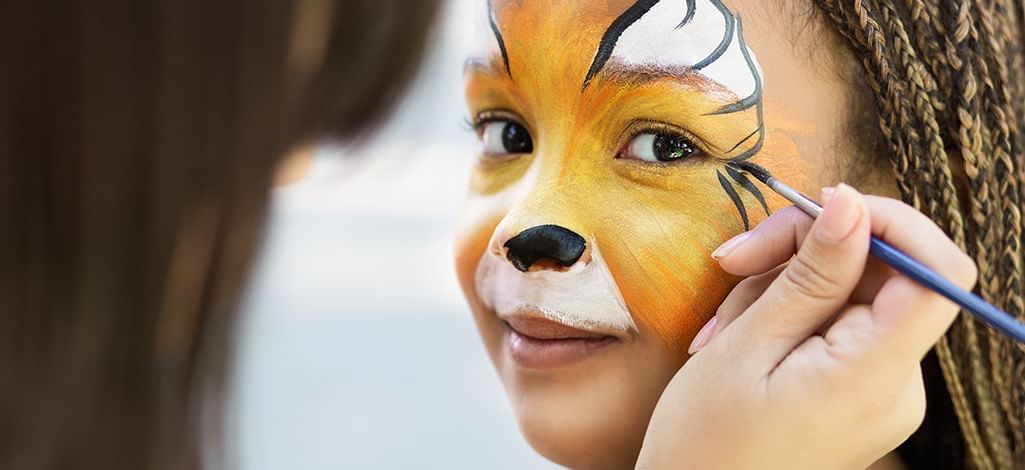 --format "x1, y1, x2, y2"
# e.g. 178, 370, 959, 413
475, 244, 637, 333
464, 155, 636, 334
597, 0, 761, 98
465, 0, 763, 335
470, 0, 505, 71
